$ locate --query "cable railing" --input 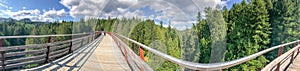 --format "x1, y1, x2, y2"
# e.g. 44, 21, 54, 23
0, 31, 102, 71
115, 33, 300, 70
